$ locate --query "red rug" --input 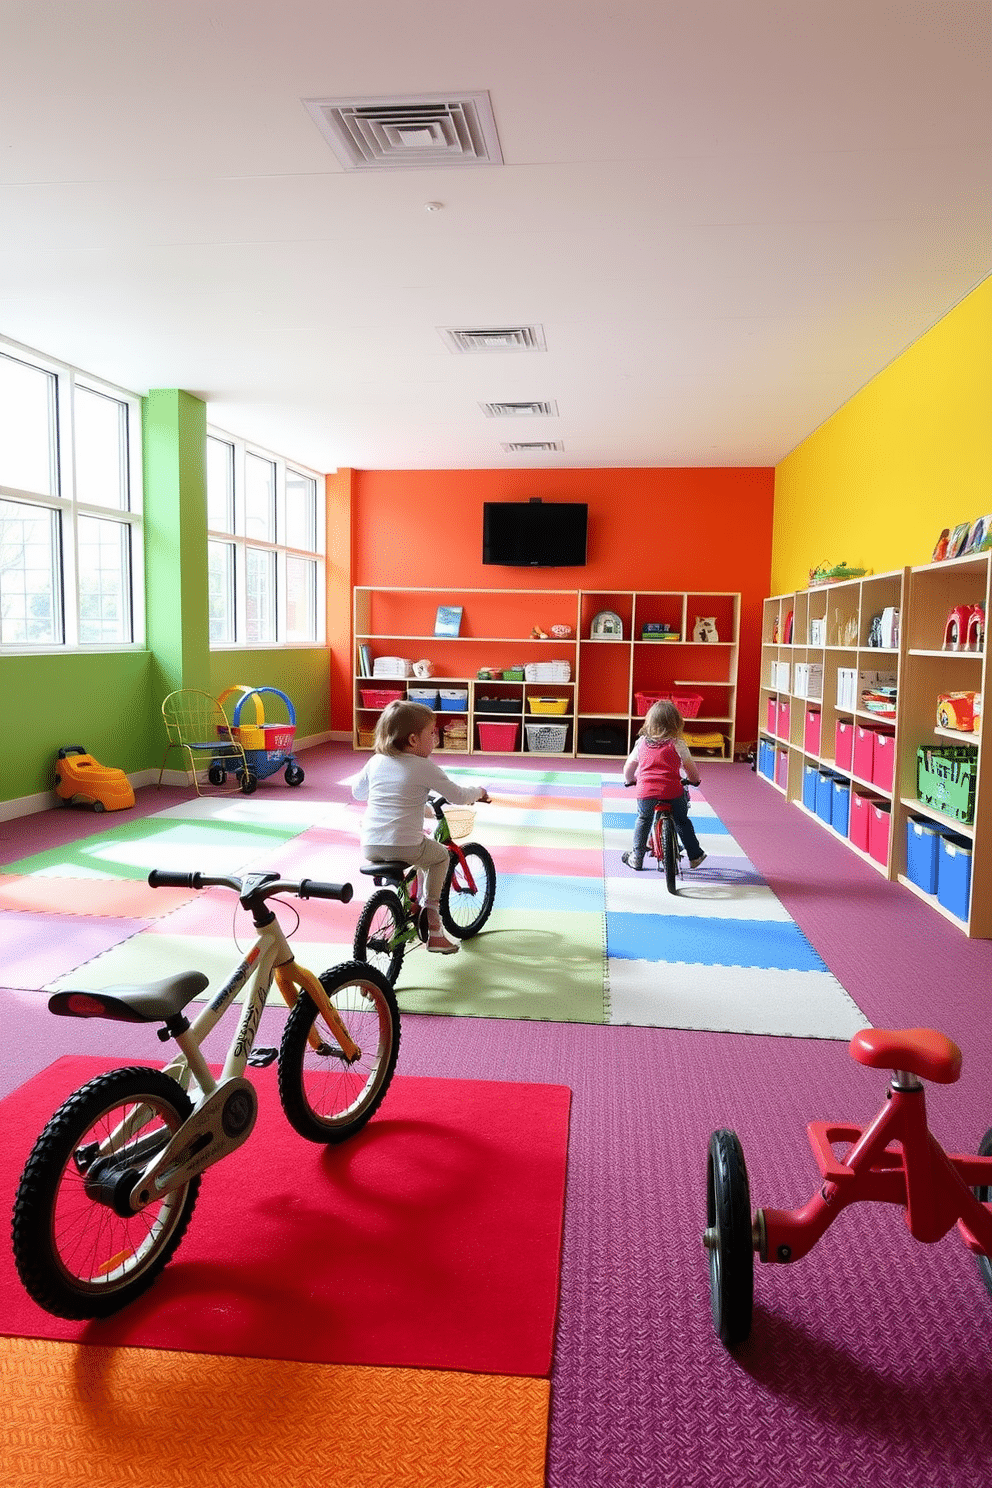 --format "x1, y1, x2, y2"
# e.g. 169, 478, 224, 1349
0, 1057, 570, 1377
